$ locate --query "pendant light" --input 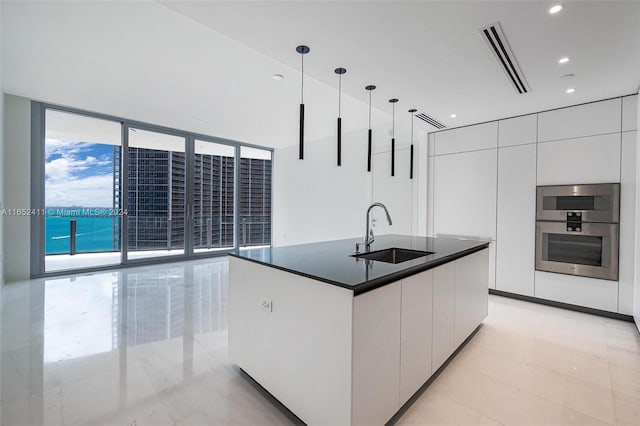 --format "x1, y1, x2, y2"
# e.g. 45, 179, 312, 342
335, 67, 347, 166
389, 98, 399, 177
296, 45, 310, 160
408, 109, 417, 179
365, 85, 376, 172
